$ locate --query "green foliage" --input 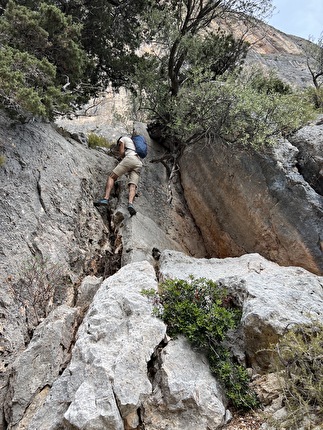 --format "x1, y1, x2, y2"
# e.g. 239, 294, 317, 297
305, 86, 323, 110
217, 71, 315, 146
0, 45, 71, 120
0, 0, 88, 120
87, 133, 111, 148
273, 321, 323, 429
0, 154, 6, 166
249, 68, 292, 95
4, 0, 147, 92
143, 277, 259, 410
141, 66, 315, 149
